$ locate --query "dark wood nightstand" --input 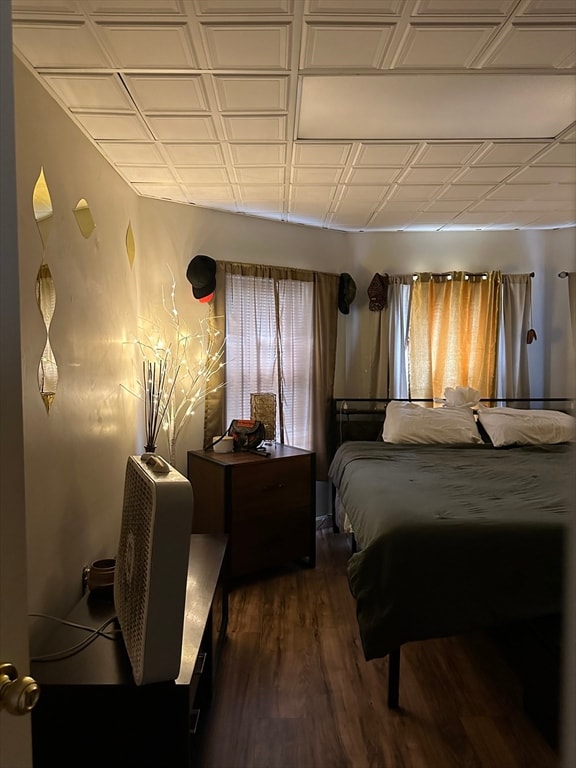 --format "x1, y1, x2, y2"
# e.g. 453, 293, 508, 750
187, 444, 316, 579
